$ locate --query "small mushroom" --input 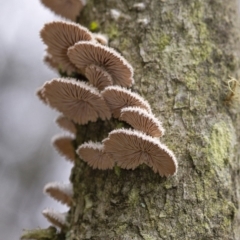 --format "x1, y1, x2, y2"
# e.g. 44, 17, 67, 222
101, 86, 151, 118
103, 128, 177, 177
119, 106, 165, 137
52, 134, 76, 162
36, 87, 48, 104
42, 78, 111, 124
77, 141, 114, 170
93, 33, 109, 45
40, 21, 93, 74
43, 182, 73, 206
42, 209, 68, 229
68, 41, 134, 87
85, 64, 113, 91
44, 53, 59, 71
55, 115, 77, 135
41, 0, 85, 21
